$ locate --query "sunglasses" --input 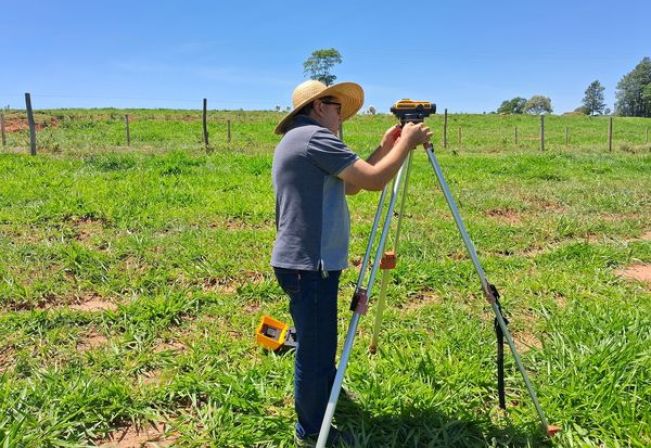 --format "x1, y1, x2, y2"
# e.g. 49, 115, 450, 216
320, 99, 342, 114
